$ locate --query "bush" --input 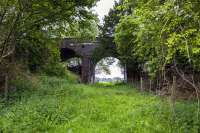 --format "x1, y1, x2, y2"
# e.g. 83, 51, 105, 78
38, 71, 77, 87
5, 78, 37, 104
114, 80, 124, 85
44, 46, 67, 77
